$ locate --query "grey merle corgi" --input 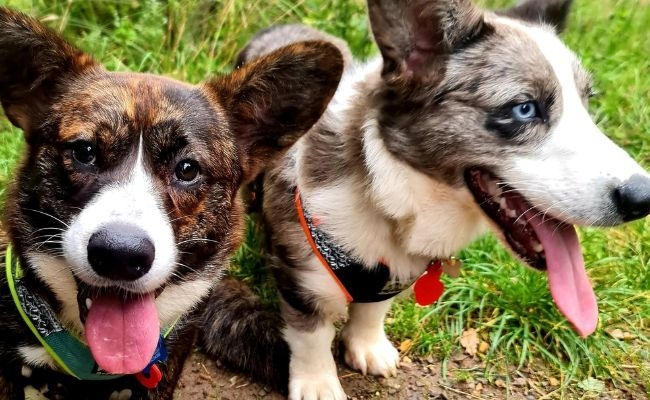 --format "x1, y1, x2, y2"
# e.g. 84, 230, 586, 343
202, 0, 650, 399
